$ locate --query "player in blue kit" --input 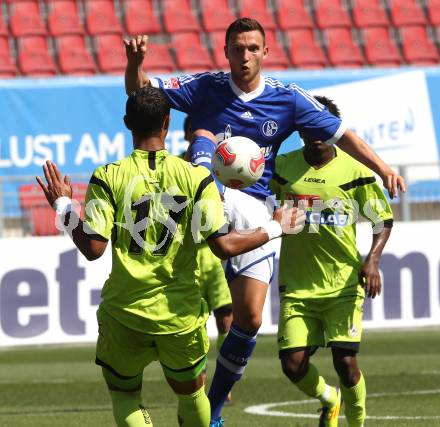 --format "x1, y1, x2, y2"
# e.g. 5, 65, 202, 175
124, 18, 406, 426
